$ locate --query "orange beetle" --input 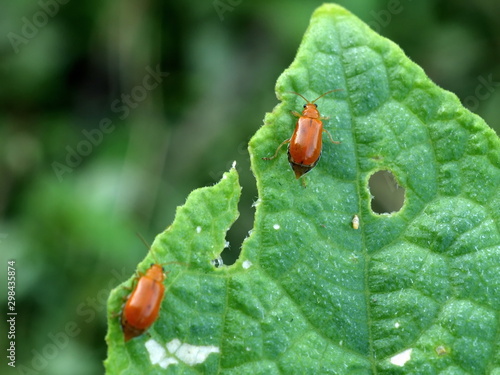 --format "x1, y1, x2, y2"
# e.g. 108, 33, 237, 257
121, 261, 181, 342
263, 90, 341, 178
